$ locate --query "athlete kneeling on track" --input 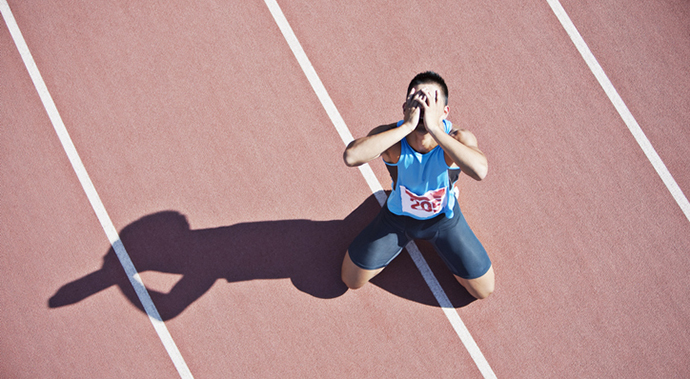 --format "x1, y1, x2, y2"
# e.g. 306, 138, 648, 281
341, 71, 495, 300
